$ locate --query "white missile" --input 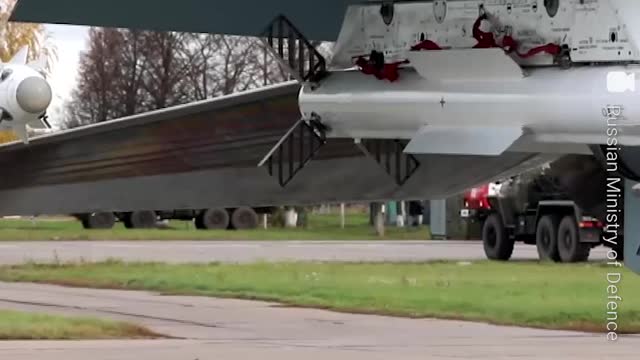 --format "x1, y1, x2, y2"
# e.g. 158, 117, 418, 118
298, 0, 640, 157
0, 46, 53, 144
299, 49, 640, 156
